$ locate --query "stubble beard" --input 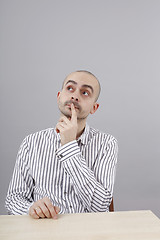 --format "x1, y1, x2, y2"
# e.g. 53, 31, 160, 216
58, 102, 88, 121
